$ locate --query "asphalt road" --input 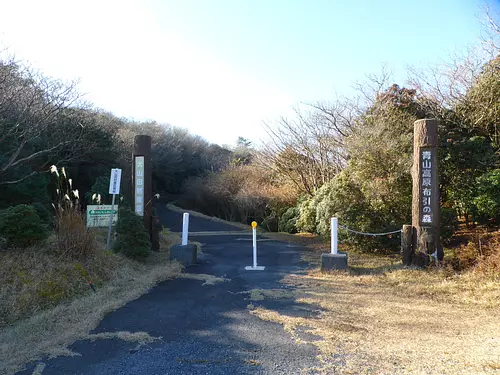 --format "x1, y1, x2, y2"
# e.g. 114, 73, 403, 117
18, 206, 321, 375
